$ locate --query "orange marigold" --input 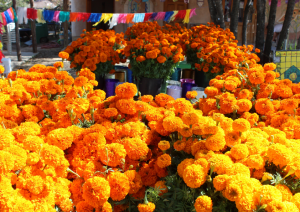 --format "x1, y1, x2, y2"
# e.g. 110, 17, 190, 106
138, 202, 155, 212
194, 195, 213, 212
157, 153, 172, 168
107, 172, 130, 201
